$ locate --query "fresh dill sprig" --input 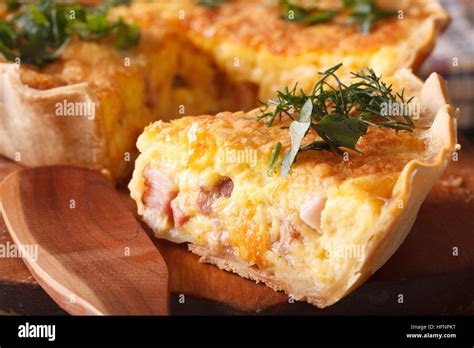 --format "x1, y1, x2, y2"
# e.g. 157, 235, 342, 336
258, 63, 415, 177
